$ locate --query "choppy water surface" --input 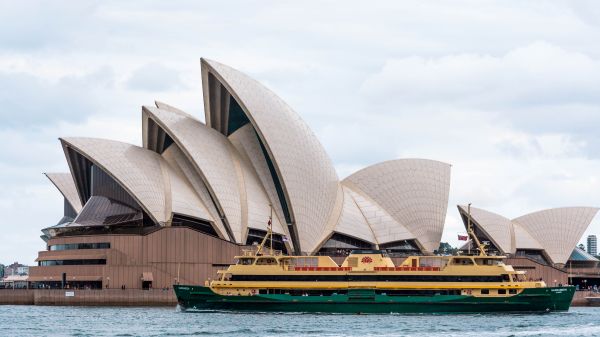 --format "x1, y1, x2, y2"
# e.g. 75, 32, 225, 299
2, 305, 600, 337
